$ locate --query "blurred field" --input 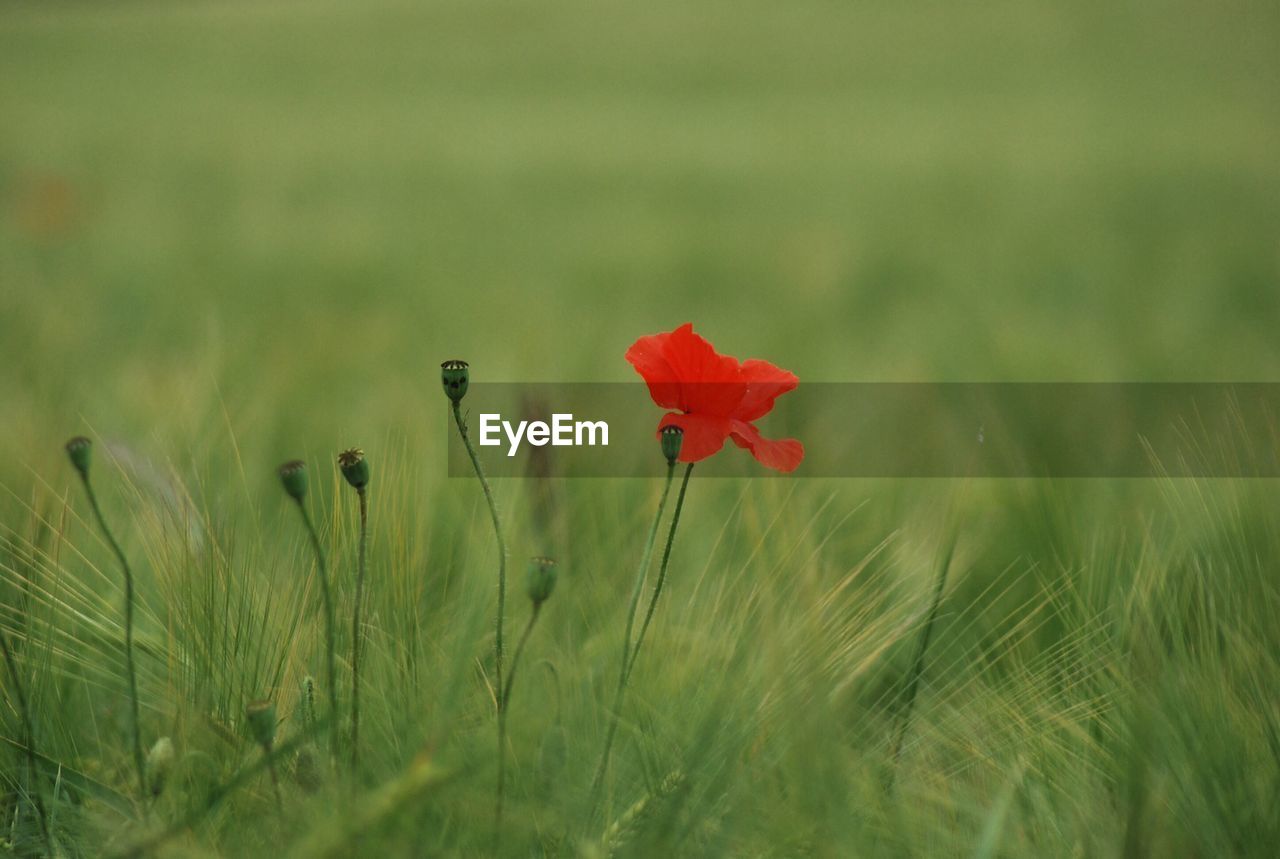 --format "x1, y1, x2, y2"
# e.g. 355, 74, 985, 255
2, 1, 1279, 857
